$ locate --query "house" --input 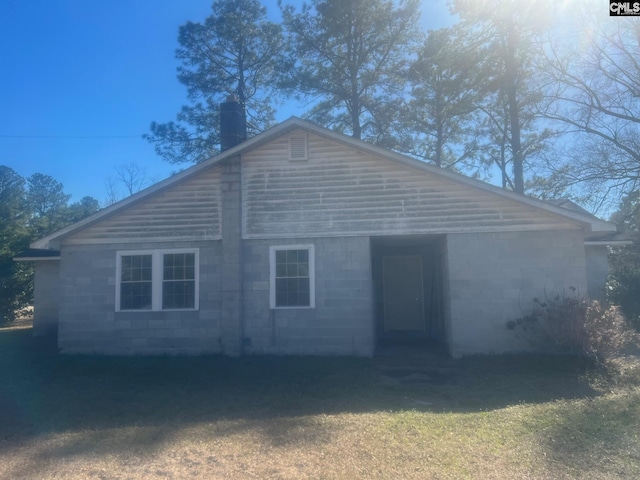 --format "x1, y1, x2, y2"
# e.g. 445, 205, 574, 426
17, 100, 625, 357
